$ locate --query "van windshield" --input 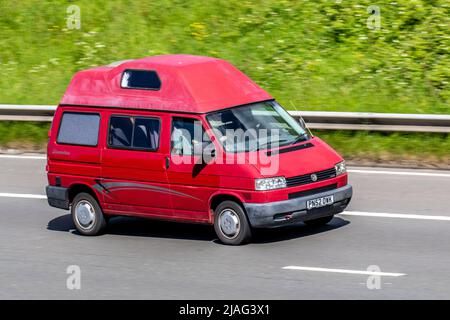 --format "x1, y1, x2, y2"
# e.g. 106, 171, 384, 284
206, 101, 311, 153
